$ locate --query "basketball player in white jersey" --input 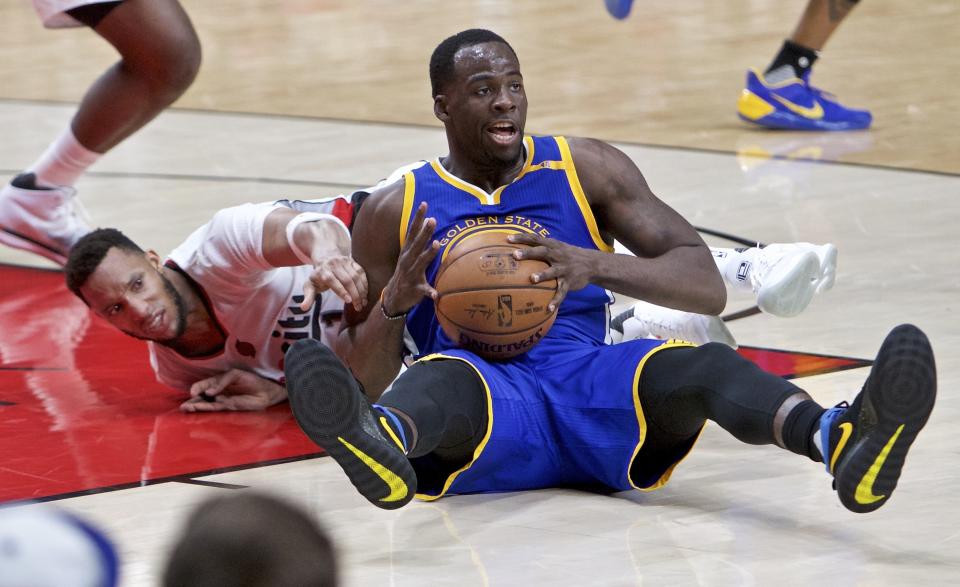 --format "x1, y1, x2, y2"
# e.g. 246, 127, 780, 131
0, 0, 200, 265
63, 199, 364, 413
